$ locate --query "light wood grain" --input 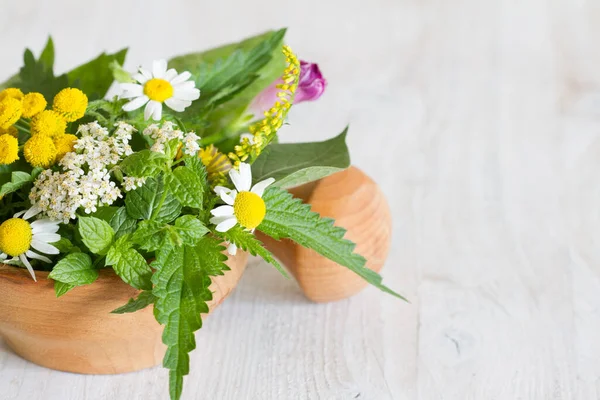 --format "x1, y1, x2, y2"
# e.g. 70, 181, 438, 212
1, 0, 599, 399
